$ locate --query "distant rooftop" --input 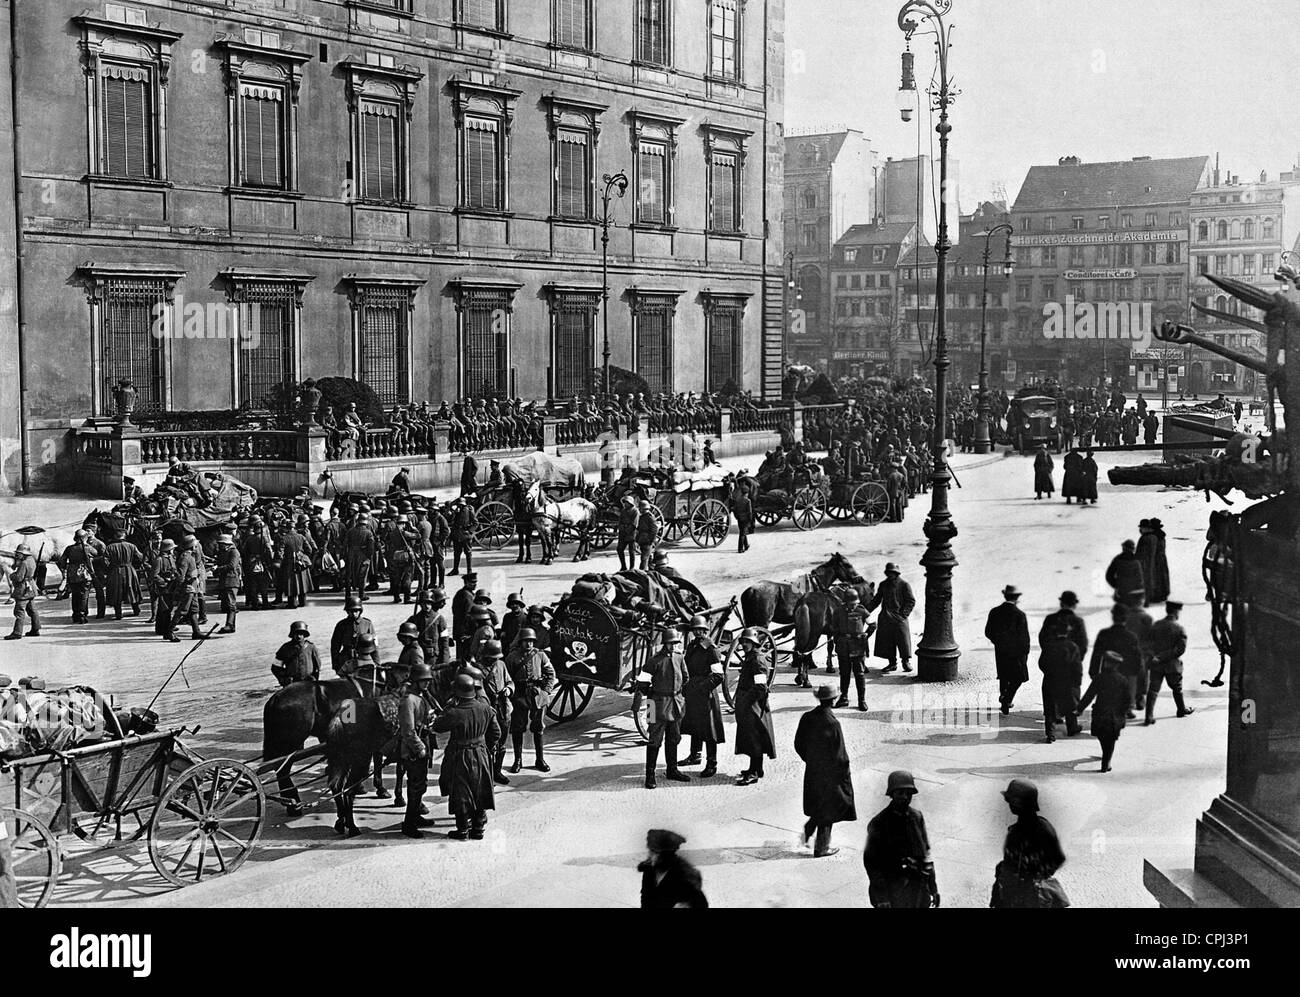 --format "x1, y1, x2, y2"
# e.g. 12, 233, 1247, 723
1013, 156, 1211, 210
